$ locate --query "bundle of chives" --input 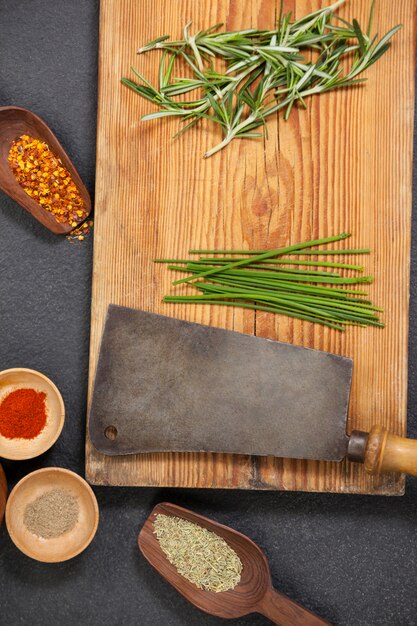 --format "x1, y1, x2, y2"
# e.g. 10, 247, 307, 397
155, 234, 384, 332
